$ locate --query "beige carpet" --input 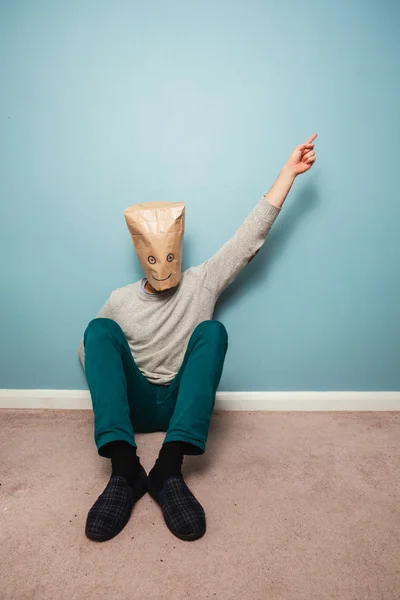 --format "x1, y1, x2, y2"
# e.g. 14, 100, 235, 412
0, 409, 399, 600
